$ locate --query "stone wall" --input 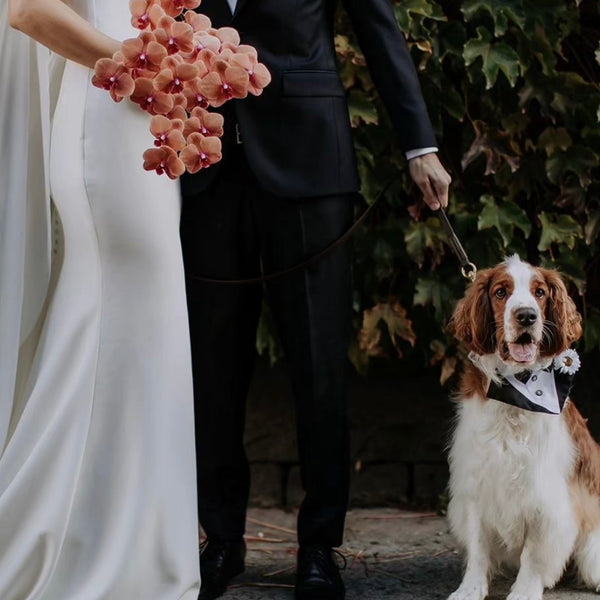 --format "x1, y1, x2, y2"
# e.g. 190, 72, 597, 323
245, 350, 600, 510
